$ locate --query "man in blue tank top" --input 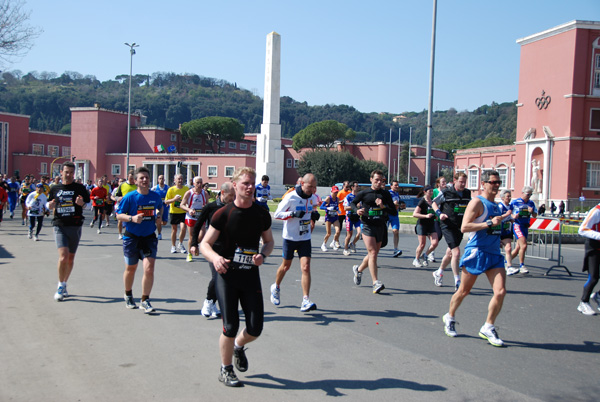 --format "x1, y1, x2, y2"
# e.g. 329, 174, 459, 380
442, 170, 510, 347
